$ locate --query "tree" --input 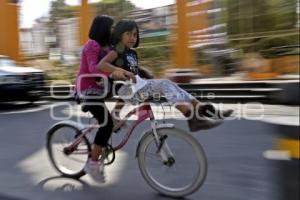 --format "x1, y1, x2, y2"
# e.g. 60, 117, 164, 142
225, 0, 298, 35
49, 0, 75, 22
93, 0, 135, 22
47, 0, 136, 48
